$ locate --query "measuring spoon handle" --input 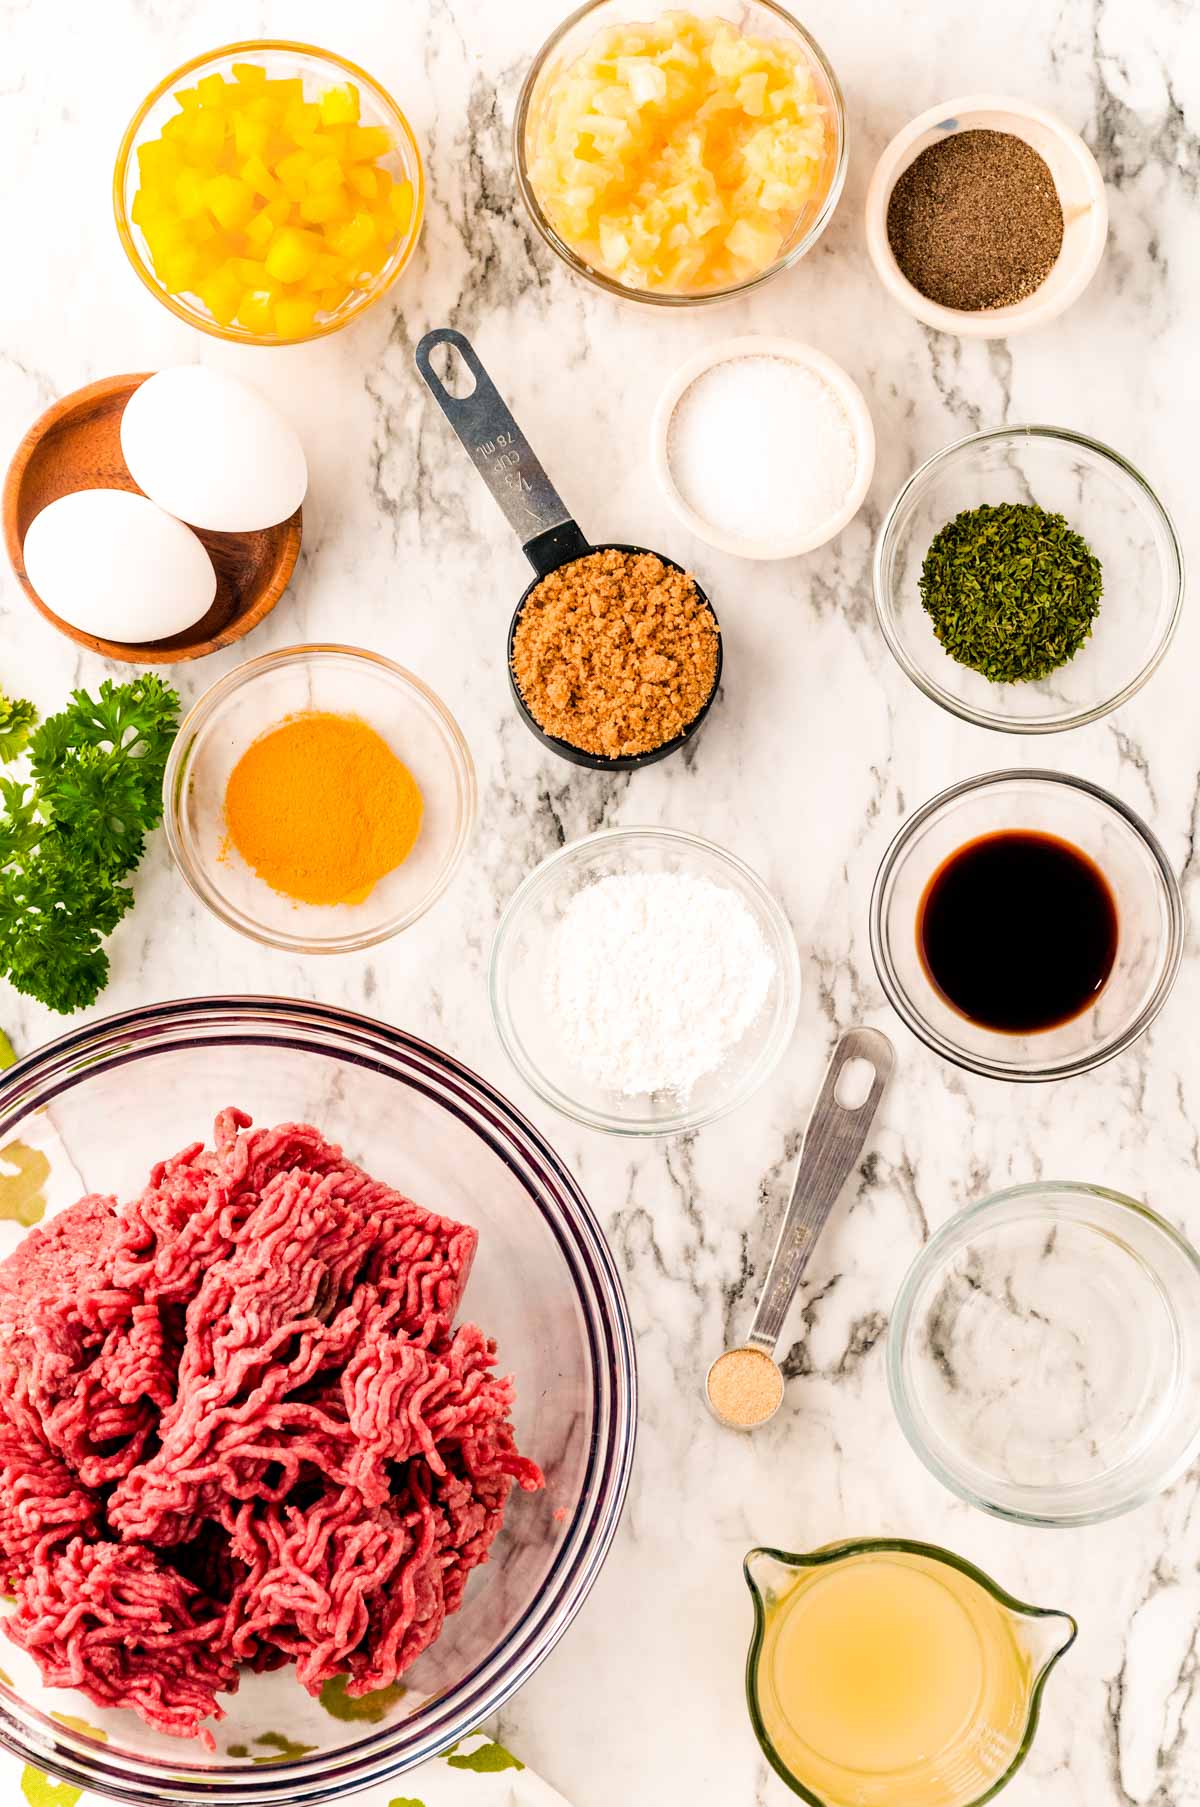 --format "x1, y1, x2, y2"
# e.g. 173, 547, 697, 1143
747, 1028, 894, 1355
415, 328, 589, 576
